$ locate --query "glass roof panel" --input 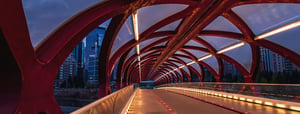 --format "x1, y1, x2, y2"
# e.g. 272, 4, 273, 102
156, 19, 183, 32
178, 71, 184, 77
170, 72, 177, 78
126, 47, 137, 61
141, 50, 155, 59
232, 4, 300, 35
223, 43, 252, 72
182, 67, 190, 76
137, 4, 188, 34
173, 62, 182, 68
168, 57, 177, 61
168, 72, 176, 78
265, 26, 300, 55
184, 40, 206, 48
141, 58, 156, 63
140, 50, 156, 58
199, 36, 240, 51
203, 16, 241, 33
168, 59, 182, 67
132, 58, 137, 65
152, 52, 161, 56
167, 65, 176, 69
174, 51, 186, 55
111, 15, 134, 58
155, 41, 168, 47
162, 62, 174, 68
184, 49, 208, 59
202, 56, 219, 74
177, 57, 192, 64
140, 58, 149, 64
190, 63, 201, 75
140, 36, 165, 50
22, 0, 104, 47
